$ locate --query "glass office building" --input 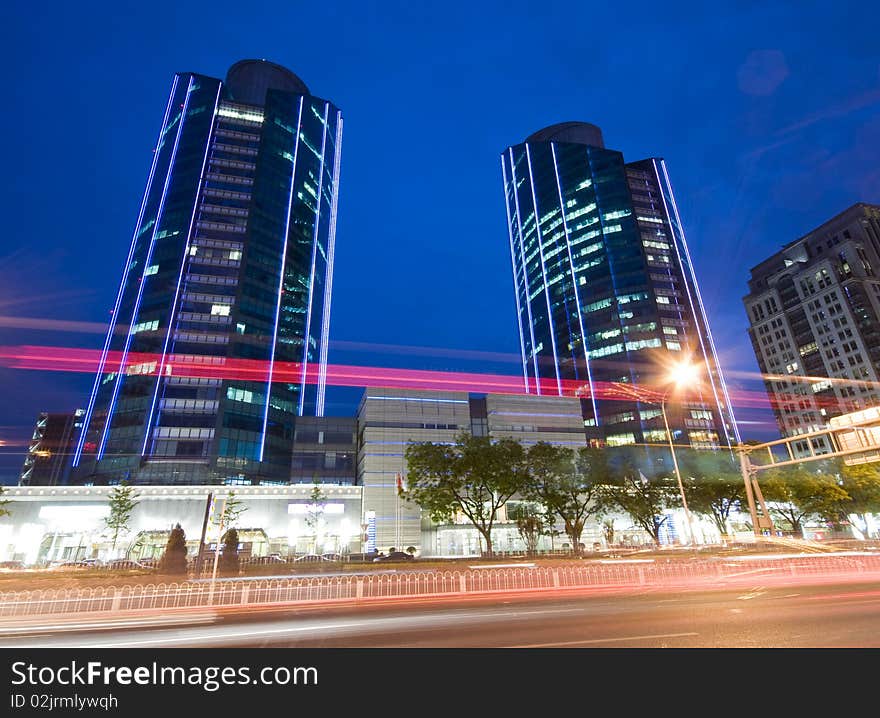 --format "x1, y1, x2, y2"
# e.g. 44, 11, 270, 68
72, 60, 343, 485
501, 122, 738, 448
